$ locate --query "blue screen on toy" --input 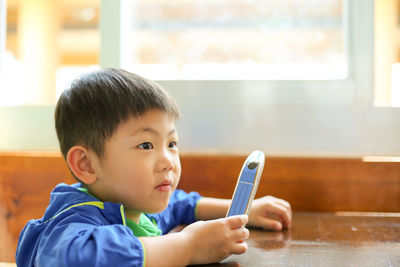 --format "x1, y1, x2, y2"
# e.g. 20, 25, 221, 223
227, 166, 256, 216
